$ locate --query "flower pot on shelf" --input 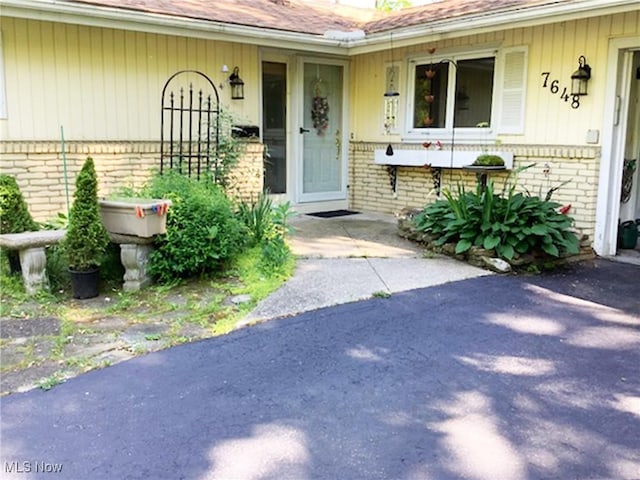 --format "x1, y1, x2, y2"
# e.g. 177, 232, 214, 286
99, 199, 172, 238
